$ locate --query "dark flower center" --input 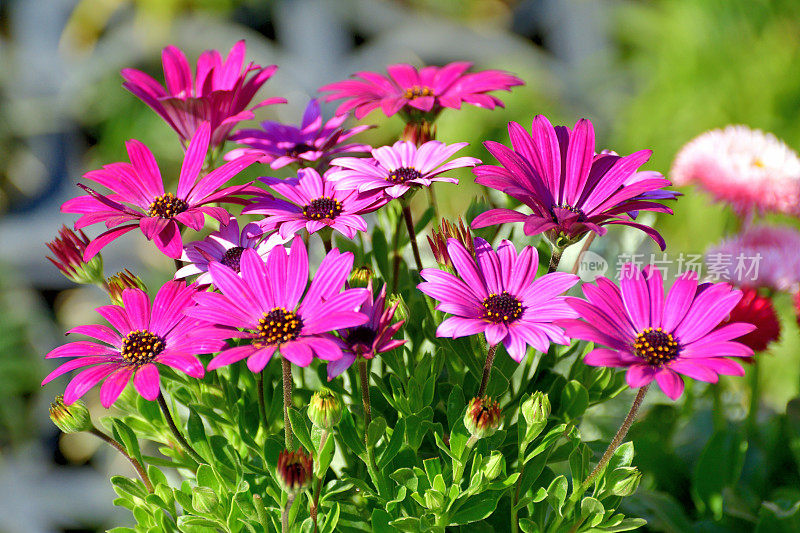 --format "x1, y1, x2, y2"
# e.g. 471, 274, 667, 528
221, 246, 245, 272
303, 197, 343, 220
346, 326, 376, 349
148, 192, 188, 218
482, 291, 524, 324
256, 307, 304, 346
287, 142, 314, 157
633, 327, 680, 367
387, 167, 423, 184
403, 85, 434, 99
121, 329, 165, 364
